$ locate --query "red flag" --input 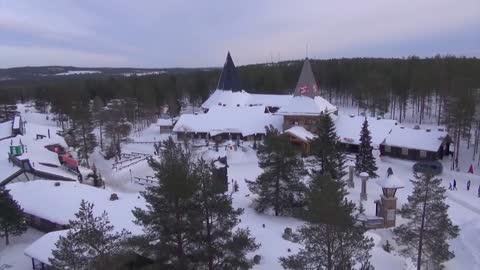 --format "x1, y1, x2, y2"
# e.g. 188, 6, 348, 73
468, 164, 474, 174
